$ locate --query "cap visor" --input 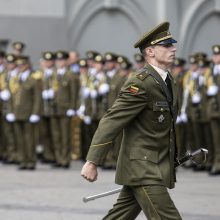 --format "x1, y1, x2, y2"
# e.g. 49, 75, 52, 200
157, 38, 177, 45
